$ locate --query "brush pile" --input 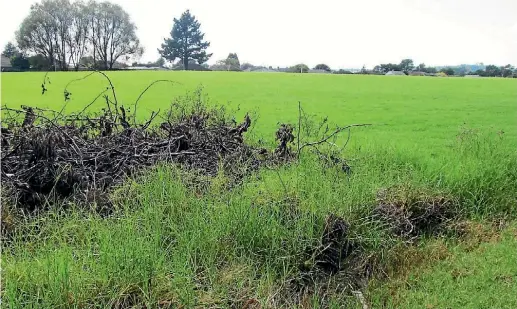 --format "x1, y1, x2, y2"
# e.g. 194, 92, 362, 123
0, 101, 278, 212
374, 185, 454, 238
